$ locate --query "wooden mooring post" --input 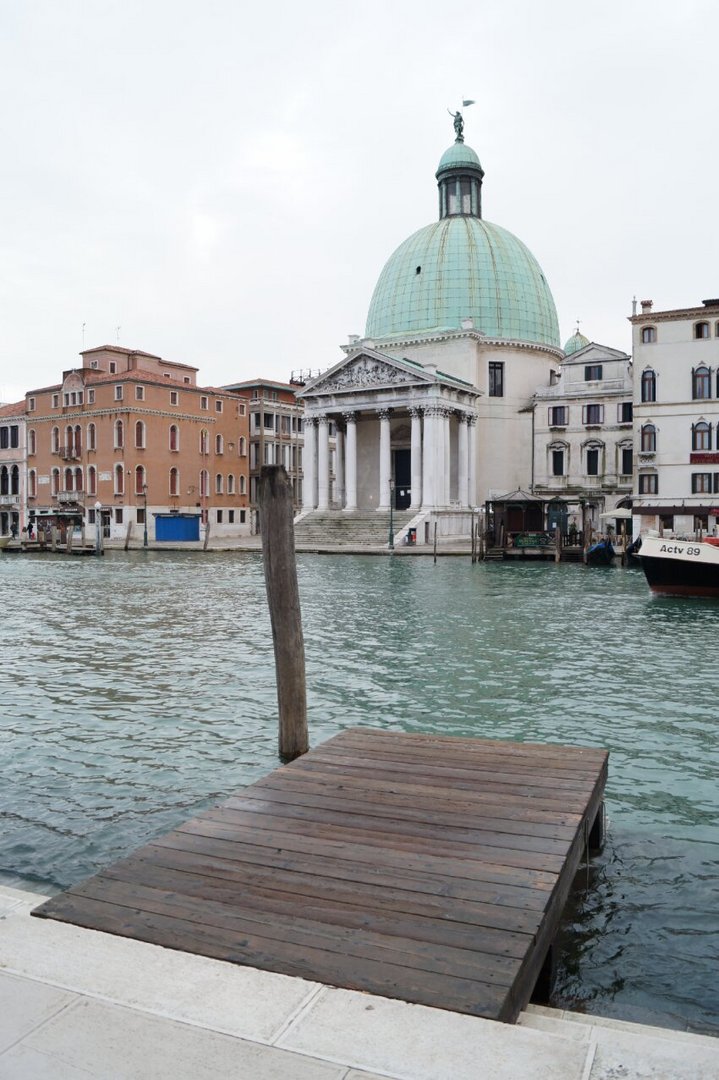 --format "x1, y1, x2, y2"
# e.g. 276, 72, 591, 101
259, 465, 308, 761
